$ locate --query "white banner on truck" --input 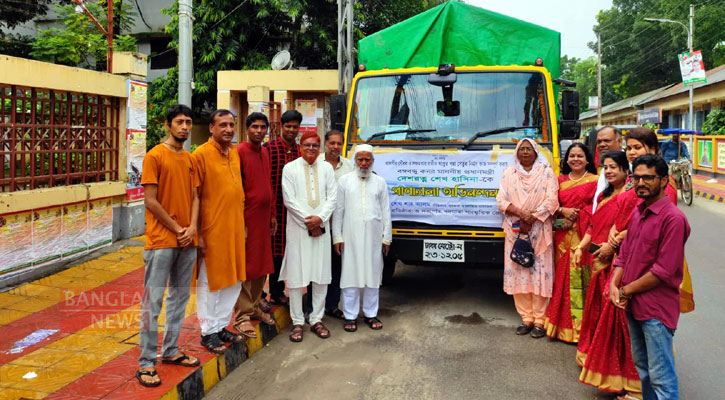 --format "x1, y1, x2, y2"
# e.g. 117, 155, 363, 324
372, 151, 514, 228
